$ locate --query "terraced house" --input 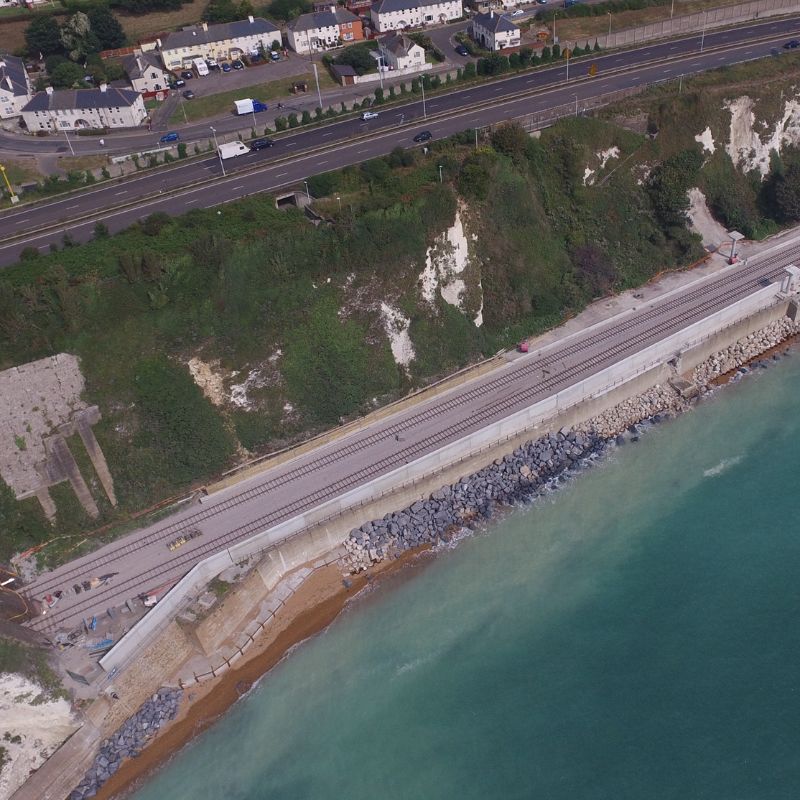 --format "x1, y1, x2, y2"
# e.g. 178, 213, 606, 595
0, 55, 32, 119
370, 0, 464, 33
158, 16, 282, 70
21, 85, 146, 131
286, 6, 364, 54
